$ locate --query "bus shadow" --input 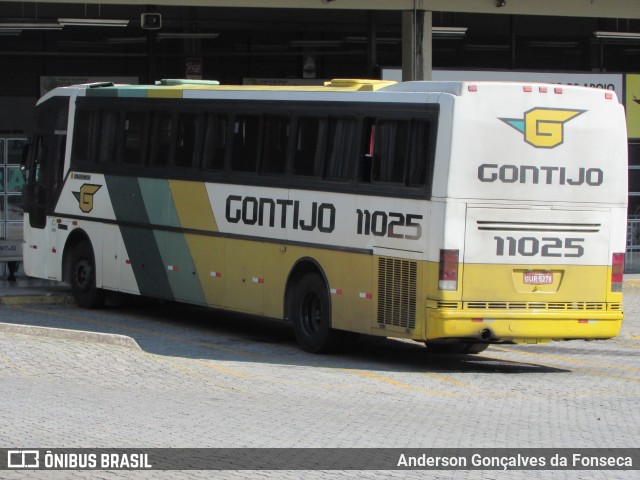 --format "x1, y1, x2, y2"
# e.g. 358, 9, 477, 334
109, 301, 570, 375
9, 300, 569, 375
